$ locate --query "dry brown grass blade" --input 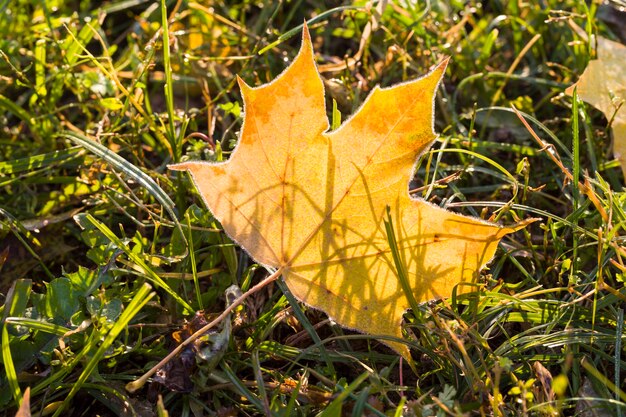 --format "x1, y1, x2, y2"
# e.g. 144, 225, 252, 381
511, 105, 609, 223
